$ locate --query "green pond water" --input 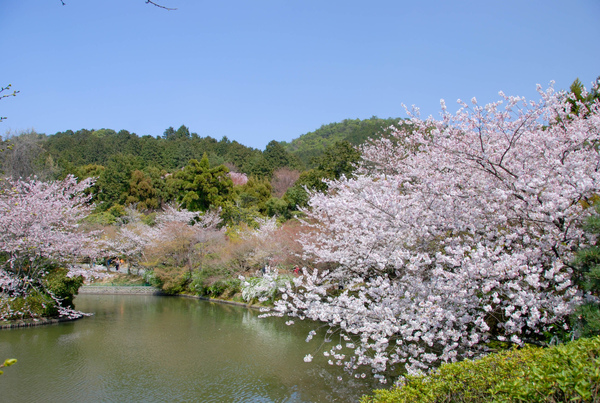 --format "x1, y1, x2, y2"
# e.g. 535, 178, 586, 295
0, 294, 376, 402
